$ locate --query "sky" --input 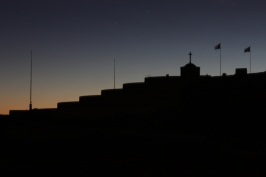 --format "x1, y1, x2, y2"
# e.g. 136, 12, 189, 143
1, 0, 266, 114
